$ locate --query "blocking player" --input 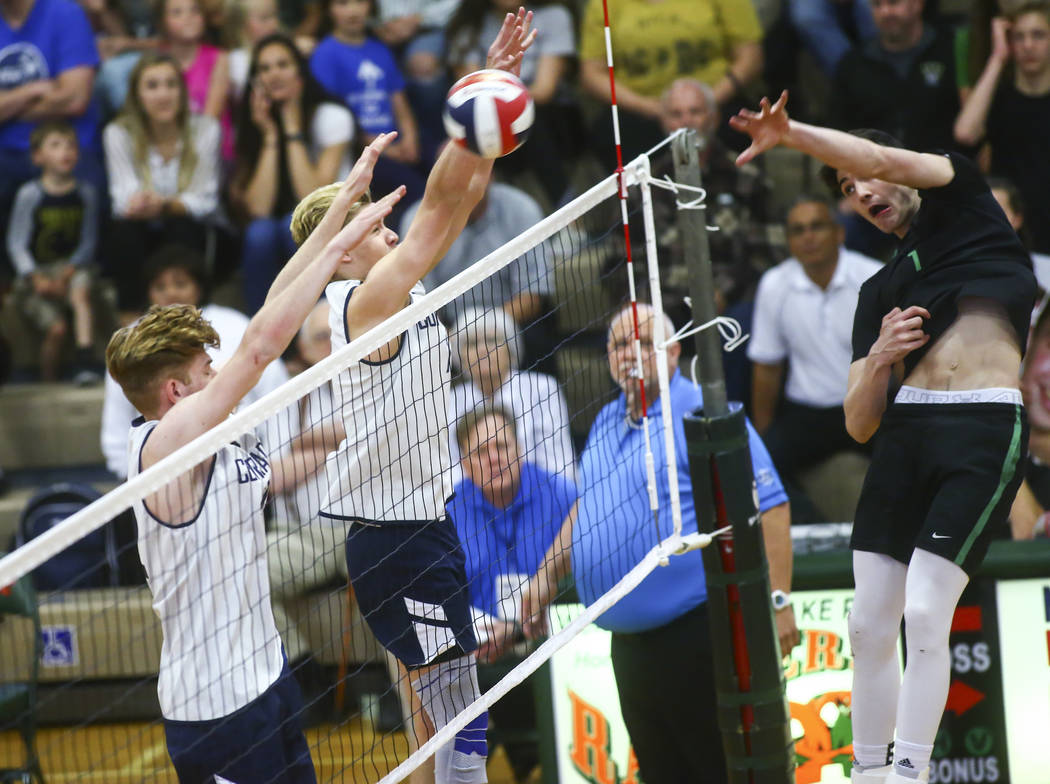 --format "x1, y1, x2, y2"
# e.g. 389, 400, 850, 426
287, 10, 536, 784
731, 92, 1036, 784
105, 137, 404, 783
